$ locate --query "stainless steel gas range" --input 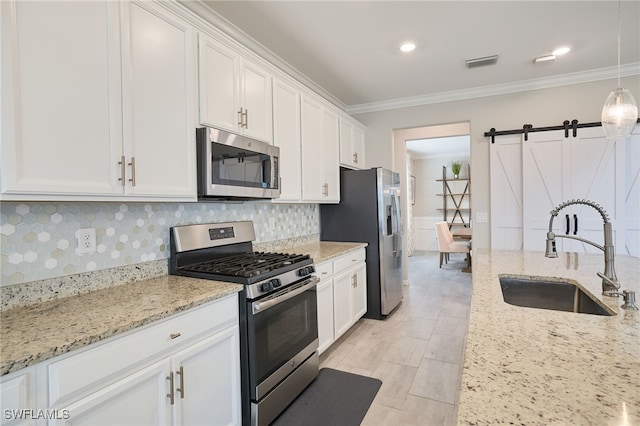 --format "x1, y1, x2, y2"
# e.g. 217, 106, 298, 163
169, 221, 319, 426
